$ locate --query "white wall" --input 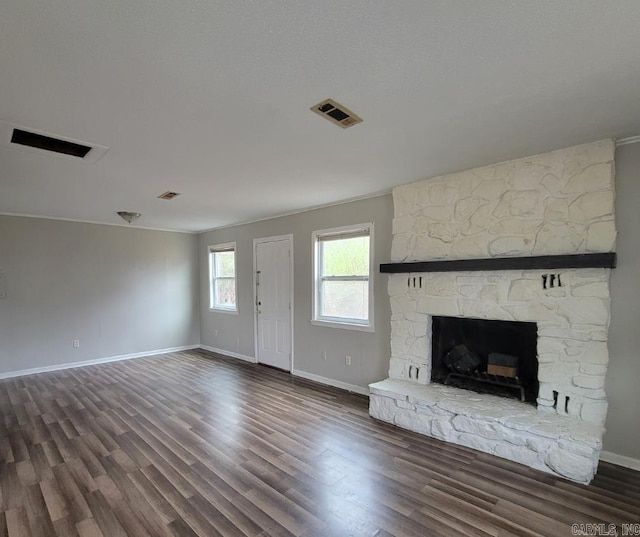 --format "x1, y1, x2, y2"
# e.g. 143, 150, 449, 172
0, 216, 200, 375
605, 142, 640, 462
199, 195, 393, 391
